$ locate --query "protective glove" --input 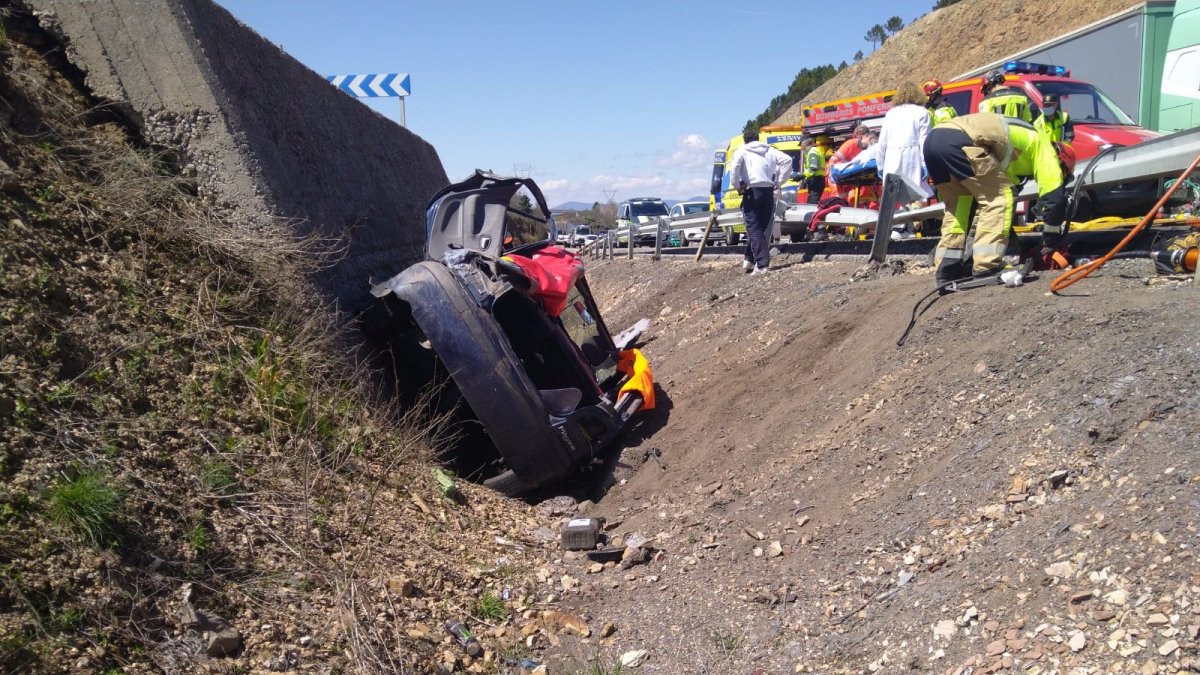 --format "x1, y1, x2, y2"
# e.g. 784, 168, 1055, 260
1039, 245, 1071, 271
